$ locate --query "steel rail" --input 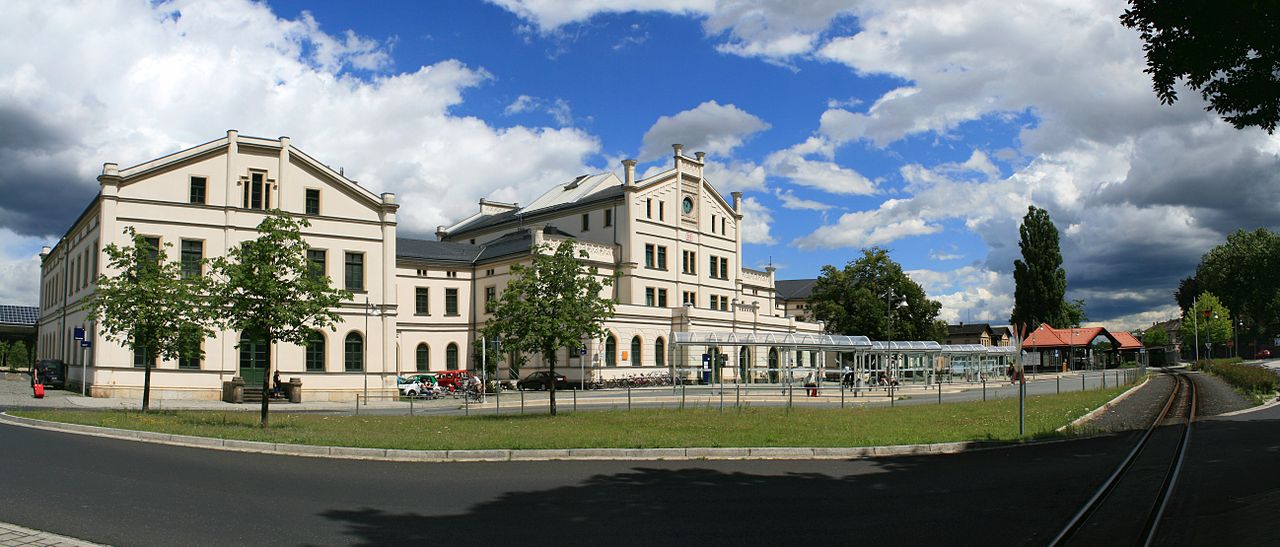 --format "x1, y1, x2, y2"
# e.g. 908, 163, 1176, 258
1049, 368, 1190, 546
